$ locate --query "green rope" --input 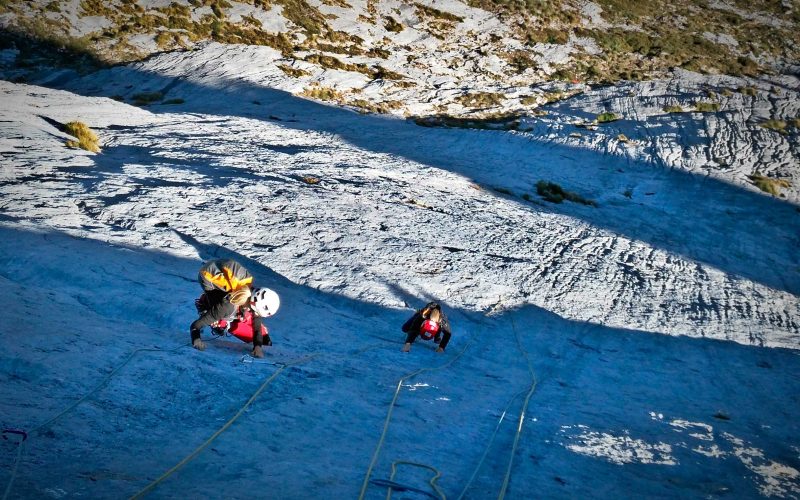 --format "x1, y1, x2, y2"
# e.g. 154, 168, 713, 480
358, 328, 477, 500
2, 344, 184, 500
497, 317, 537, 500
130, 353, 320, 499
455, 388, 527, 500
386, 460, 446, 500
